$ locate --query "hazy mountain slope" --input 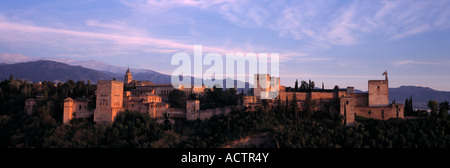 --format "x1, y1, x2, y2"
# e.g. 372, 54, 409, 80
389, 86, 450, 109
0, 60, 113, 83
